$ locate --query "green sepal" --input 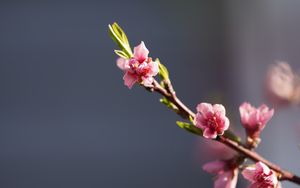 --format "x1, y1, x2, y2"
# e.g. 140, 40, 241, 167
176, 121, 203, 136
156, 58, 169, 80
108, 22, 133, 58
